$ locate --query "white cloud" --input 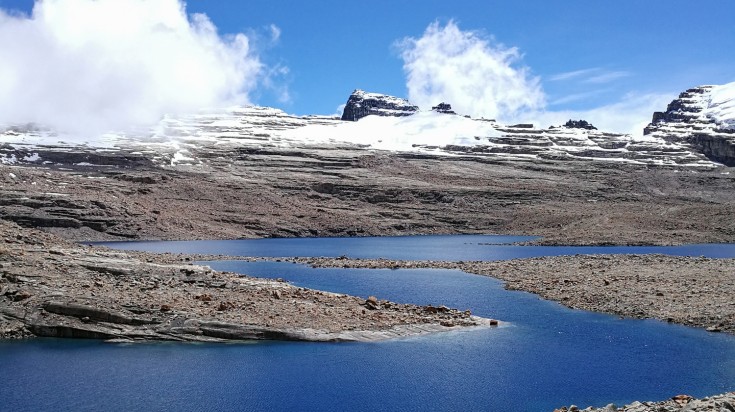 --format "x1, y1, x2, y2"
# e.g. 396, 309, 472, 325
526, 92, 674, 136
268, 24, 281, 43
548, 68, 631, 84
583, 71, 631, 84
0, 0, 273, 137
547, 68, 599, 82
396, 20, 545, 121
